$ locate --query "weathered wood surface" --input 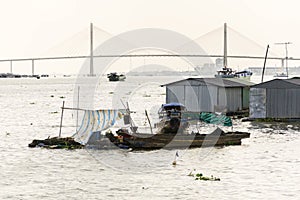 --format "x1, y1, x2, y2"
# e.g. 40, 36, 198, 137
28, 131, 250, 150
106, 130, 250, 150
